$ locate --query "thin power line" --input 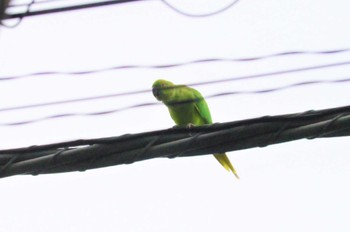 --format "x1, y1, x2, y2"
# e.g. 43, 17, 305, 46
9, 0, 239, 18
1, 48, 349, 81
9, 0, 66, 7
5, 0, 238, 20
0, 60, 349, 114
1, 0, 35, 28
161, 0, 239, 17
1, 77, 349, 126
3, 0, 149, 19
